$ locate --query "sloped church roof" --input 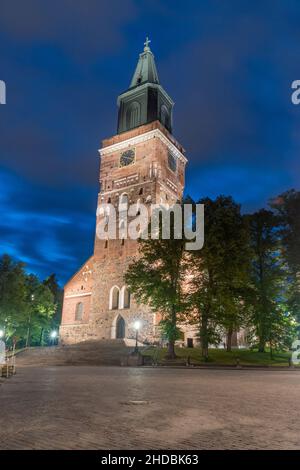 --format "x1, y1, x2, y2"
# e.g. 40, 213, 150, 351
117, 37, 174, 134
129, 37, 159, 88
